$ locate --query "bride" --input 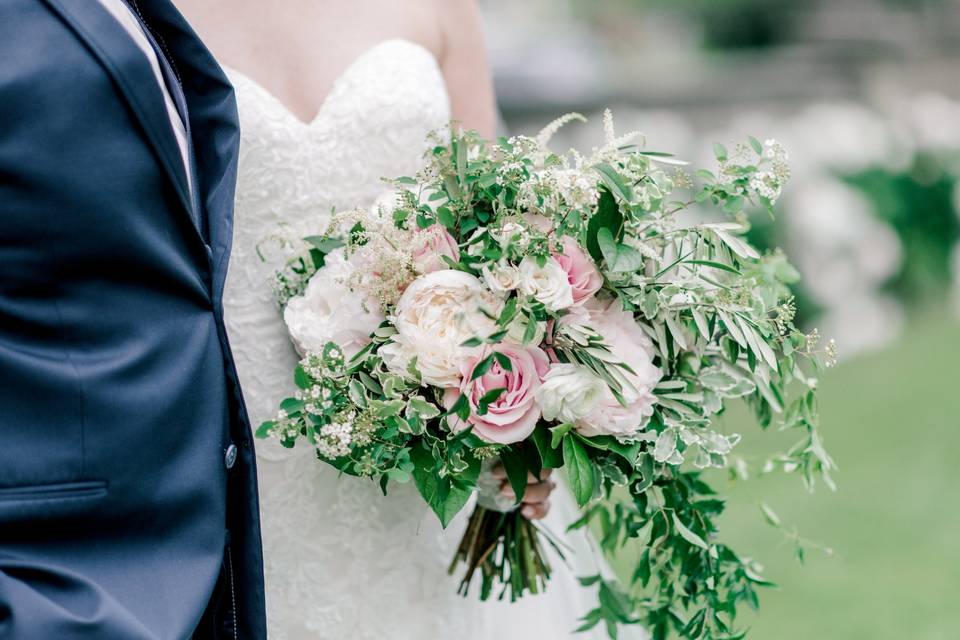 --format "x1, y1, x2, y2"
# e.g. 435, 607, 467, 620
177, 1, 636, 637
